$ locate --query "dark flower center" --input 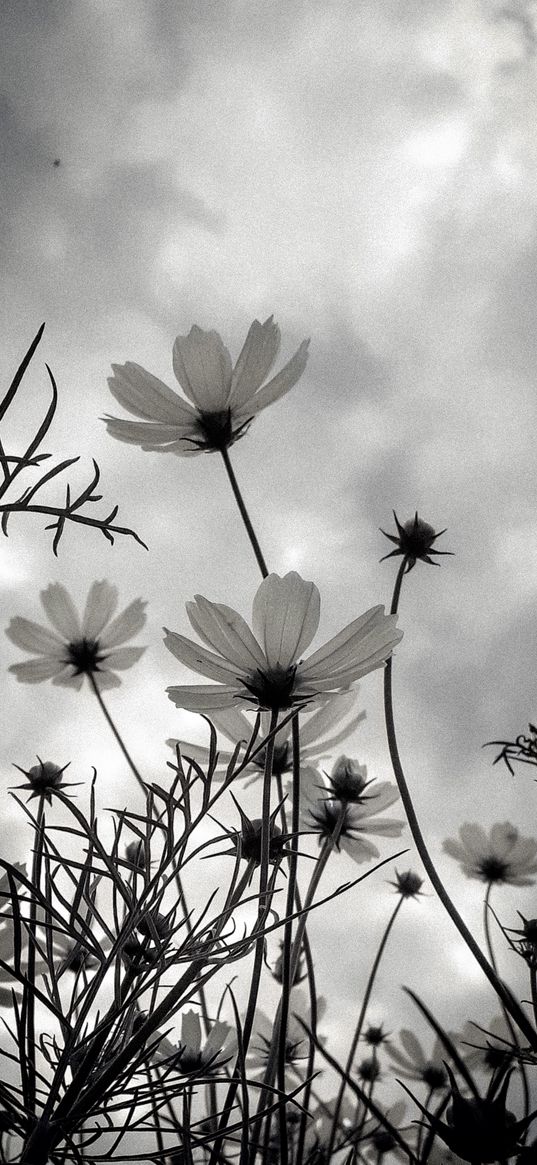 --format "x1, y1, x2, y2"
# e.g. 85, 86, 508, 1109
243, 666, 298, 711
309, 799, 351, 843
66, 637, 104, 675
422, 1064, 447, 1090
236, 819, 286, 865
197, 409, 234, 451
479, 857, 509, 882
254, 742, 291, 775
